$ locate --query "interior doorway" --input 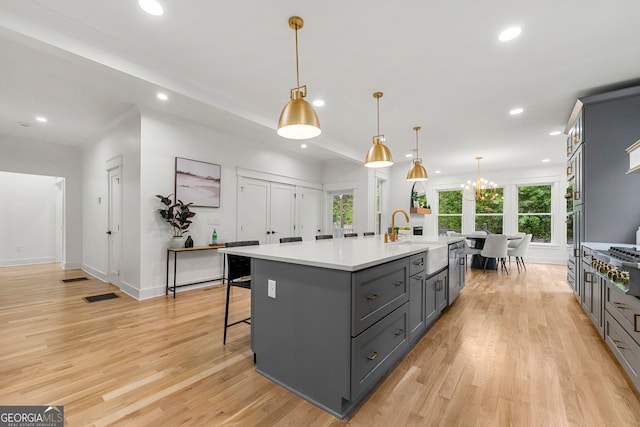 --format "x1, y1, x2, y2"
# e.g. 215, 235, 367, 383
106, 157, 122, 286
